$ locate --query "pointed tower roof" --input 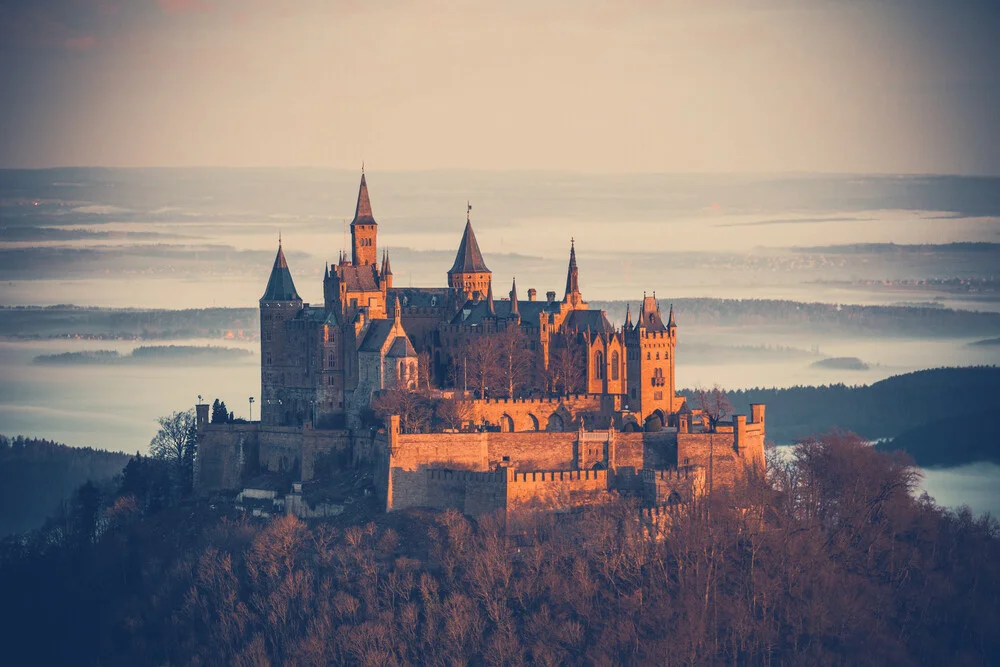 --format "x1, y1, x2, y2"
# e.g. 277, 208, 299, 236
486, 281, 495, 315
351, 173, 376, 226
449, 219, 490, 274
509, 277, 519, 318
261, 243, 301, 302
667, 303, 676, 328
624, 303, 633, 330
393, 293, 401, 322
564, 238, 580, 300
383, 249, 393, 275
